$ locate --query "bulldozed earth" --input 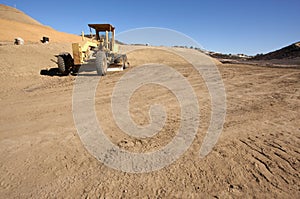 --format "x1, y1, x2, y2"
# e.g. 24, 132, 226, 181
0, 4, 299, 199
0, 42, 299, 198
